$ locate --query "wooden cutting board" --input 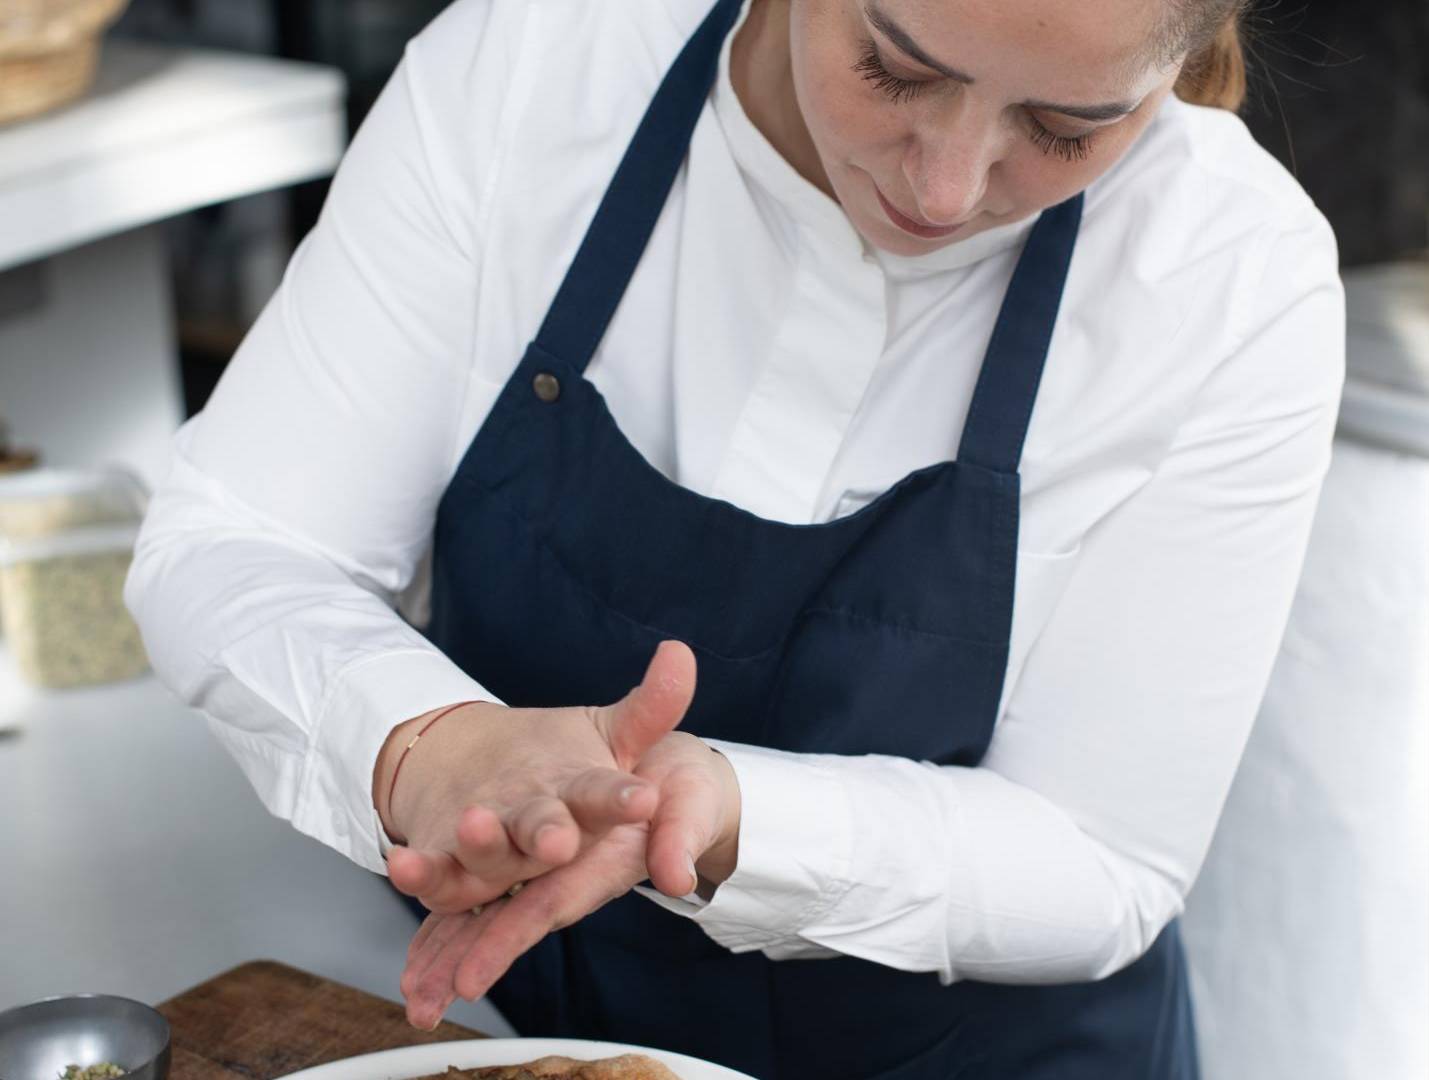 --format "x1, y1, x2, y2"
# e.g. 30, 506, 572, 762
157, 961, 484, 1080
